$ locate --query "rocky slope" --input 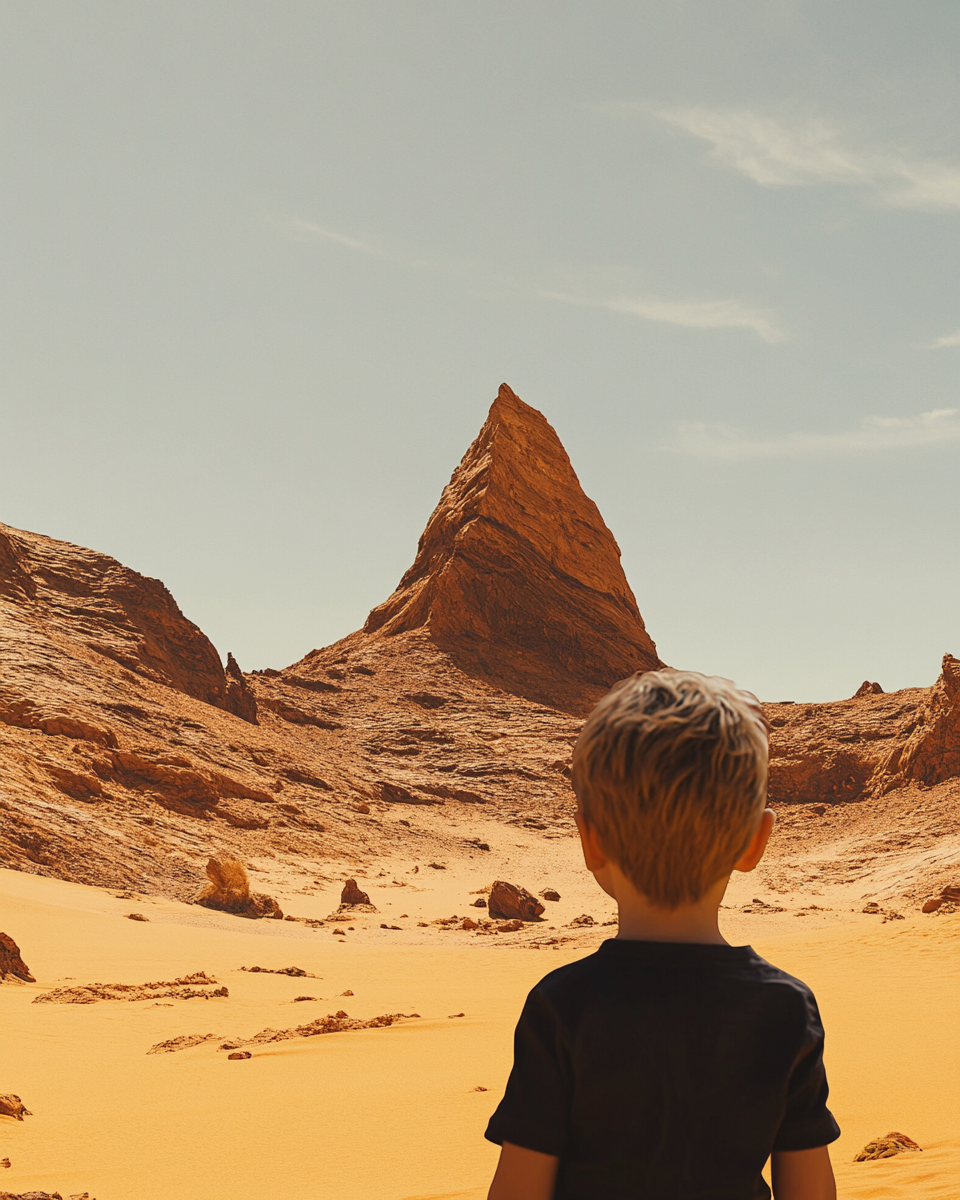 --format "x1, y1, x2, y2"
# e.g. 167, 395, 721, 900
1, 385, 957, 908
